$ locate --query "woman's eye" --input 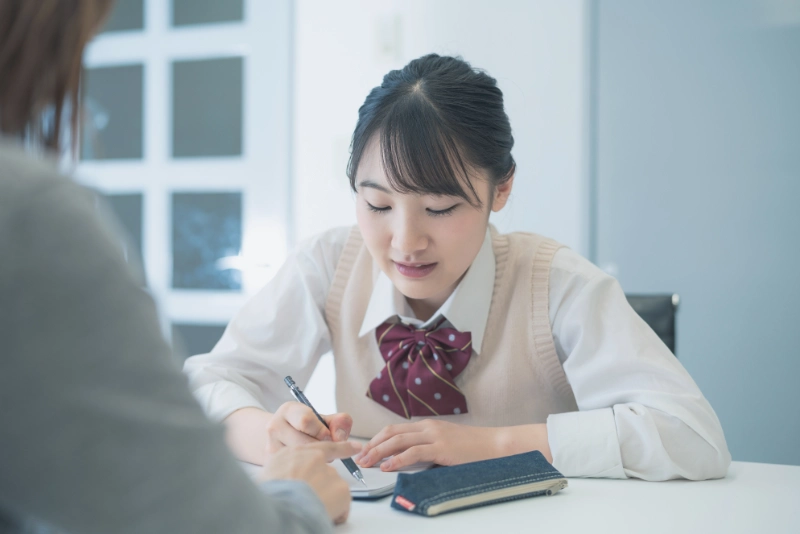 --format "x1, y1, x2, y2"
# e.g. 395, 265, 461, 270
366, 201, 391, 213
427, 204, 459, 217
